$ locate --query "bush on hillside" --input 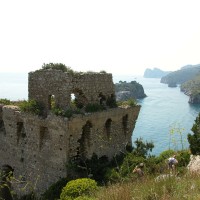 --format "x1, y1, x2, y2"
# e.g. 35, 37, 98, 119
132, 137, 154, 158
67, 154, 111, 184
176, 149, 191, 167
157, 149, 175, 162
117, 98, 137, 107
19, 100, 43, 115
41, 63, 74, 73
60, 178, 97, 200
0, 98, 11, 105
